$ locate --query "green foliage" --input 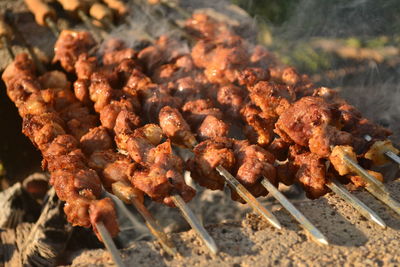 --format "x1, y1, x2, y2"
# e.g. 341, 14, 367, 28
232, 0, 298, 25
